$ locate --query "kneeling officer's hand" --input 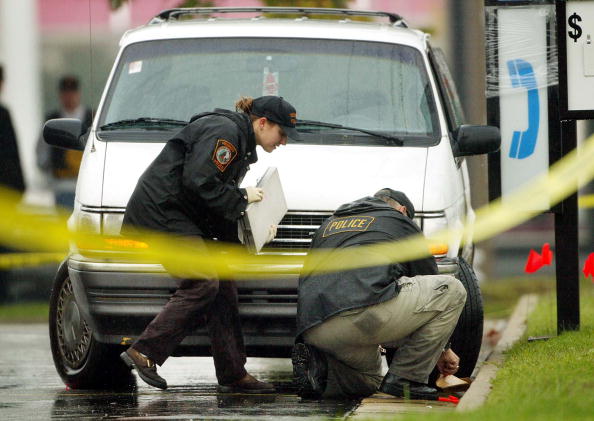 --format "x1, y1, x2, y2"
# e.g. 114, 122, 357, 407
437, 348, 460, 376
